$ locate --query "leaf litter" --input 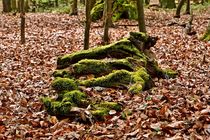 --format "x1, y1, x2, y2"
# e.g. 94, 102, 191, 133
0, 9, 209, 139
